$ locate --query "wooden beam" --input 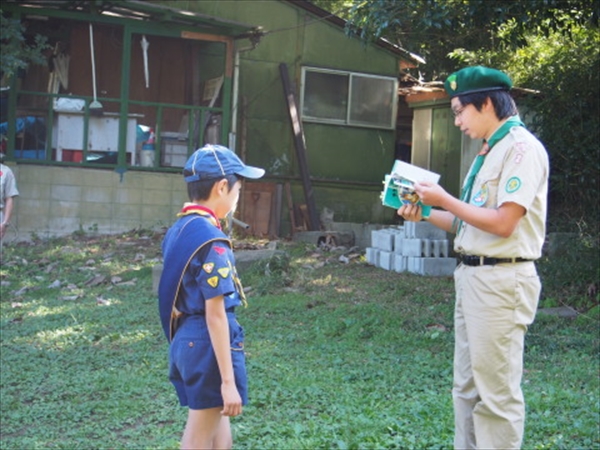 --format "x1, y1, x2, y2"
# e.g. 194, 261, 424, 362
279, 63, 320, 231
